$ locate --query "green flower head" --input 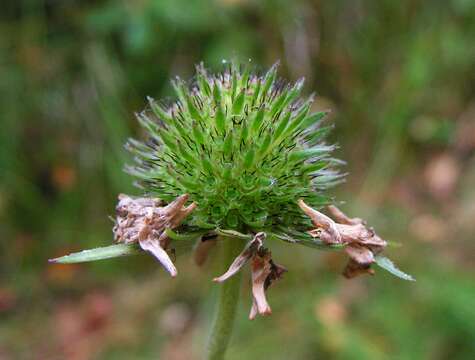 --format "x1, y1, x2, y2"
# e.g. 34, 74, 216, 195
126, 62, 343, 232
